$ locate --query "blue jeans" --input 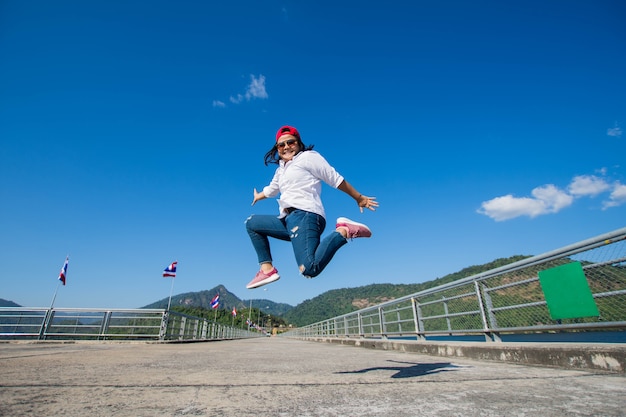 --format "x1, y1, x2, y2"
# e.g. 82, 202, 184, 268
245, 209, 347, 277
